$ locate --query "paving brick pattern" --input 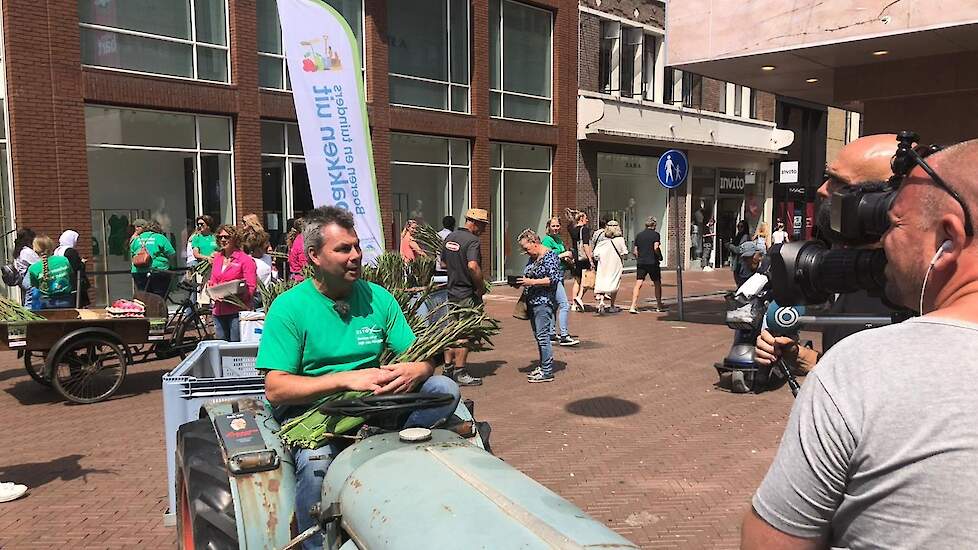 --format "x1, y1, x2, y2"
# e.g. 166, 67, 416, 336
0, 271, 795, 548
